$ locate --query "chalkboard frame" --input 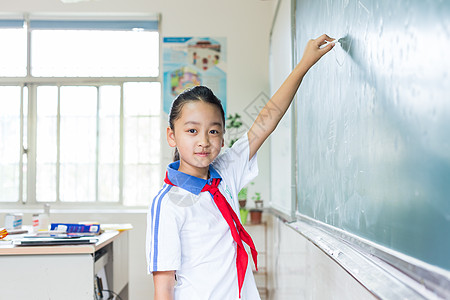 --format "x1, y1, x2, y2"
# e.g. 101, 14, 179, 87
268, 0, 450, 295
294, 212, 450, 298
268, 0, 297, 221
